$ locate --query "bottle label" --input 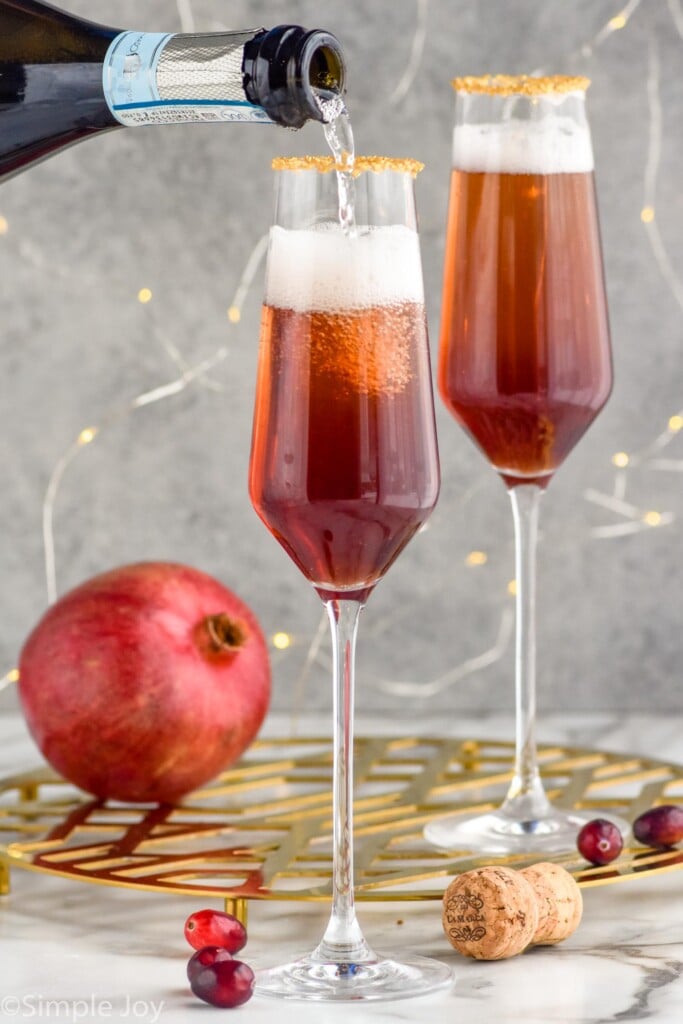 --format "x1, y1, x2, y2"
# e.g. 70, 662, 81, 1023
103, 31, 272, 126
